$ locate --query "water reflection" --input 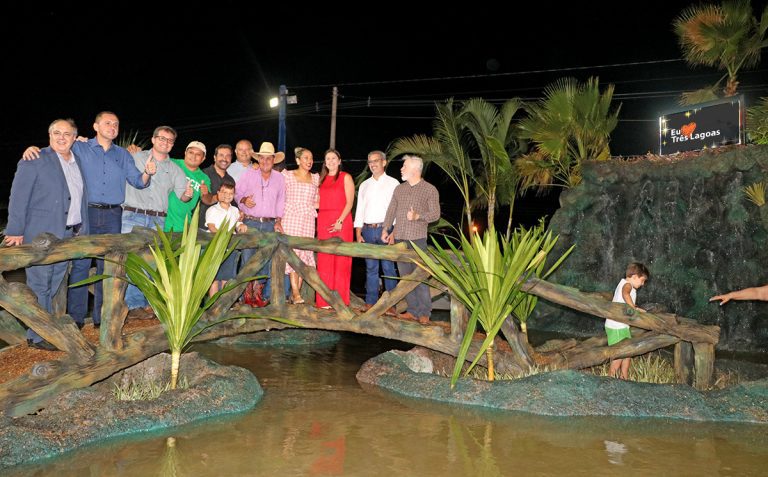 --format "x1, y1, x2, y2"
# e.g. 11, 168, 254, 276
7, 333, 768, 476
